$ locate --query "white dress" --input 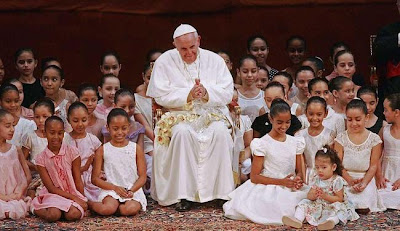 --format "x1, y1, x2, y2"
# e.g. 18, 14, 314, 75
232, 115, 253, 176
146, 48, 234, 206
223, 134, 308, 225
8, 117, 36, 147
21, 131, 47, 164
296, 127, 335, 184
64, 133, 102, 202
297, 106, 345, 136
378, 124, 400, 209
134, 93, 154, 154
238, 90, 266, 123
134, 93, 154, 179
335, 131, 386, 212
97, 142, 147, 211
